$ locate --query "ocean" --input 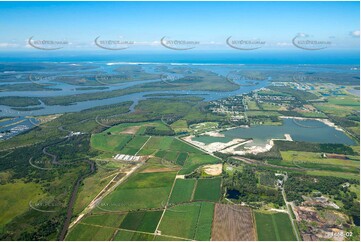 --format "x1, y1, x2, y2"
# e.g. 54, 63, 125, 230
1, 50, 359, 64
